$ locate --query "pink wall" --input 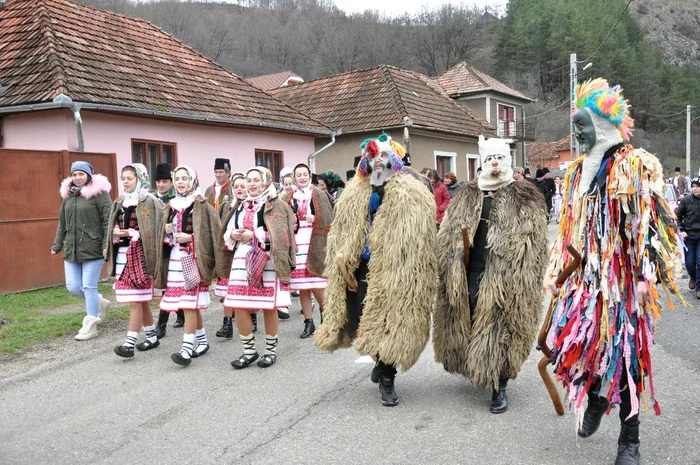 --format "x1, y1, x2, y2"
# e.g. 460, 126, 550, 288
2, 109, 316, 193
